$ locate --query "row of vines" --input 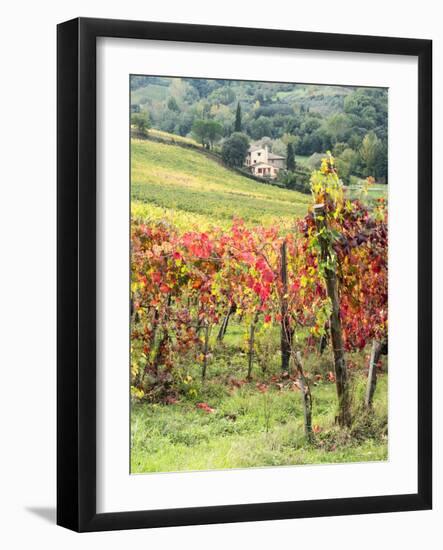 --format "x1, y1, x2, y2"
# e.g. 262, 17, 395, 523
131, 155, 388, 435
